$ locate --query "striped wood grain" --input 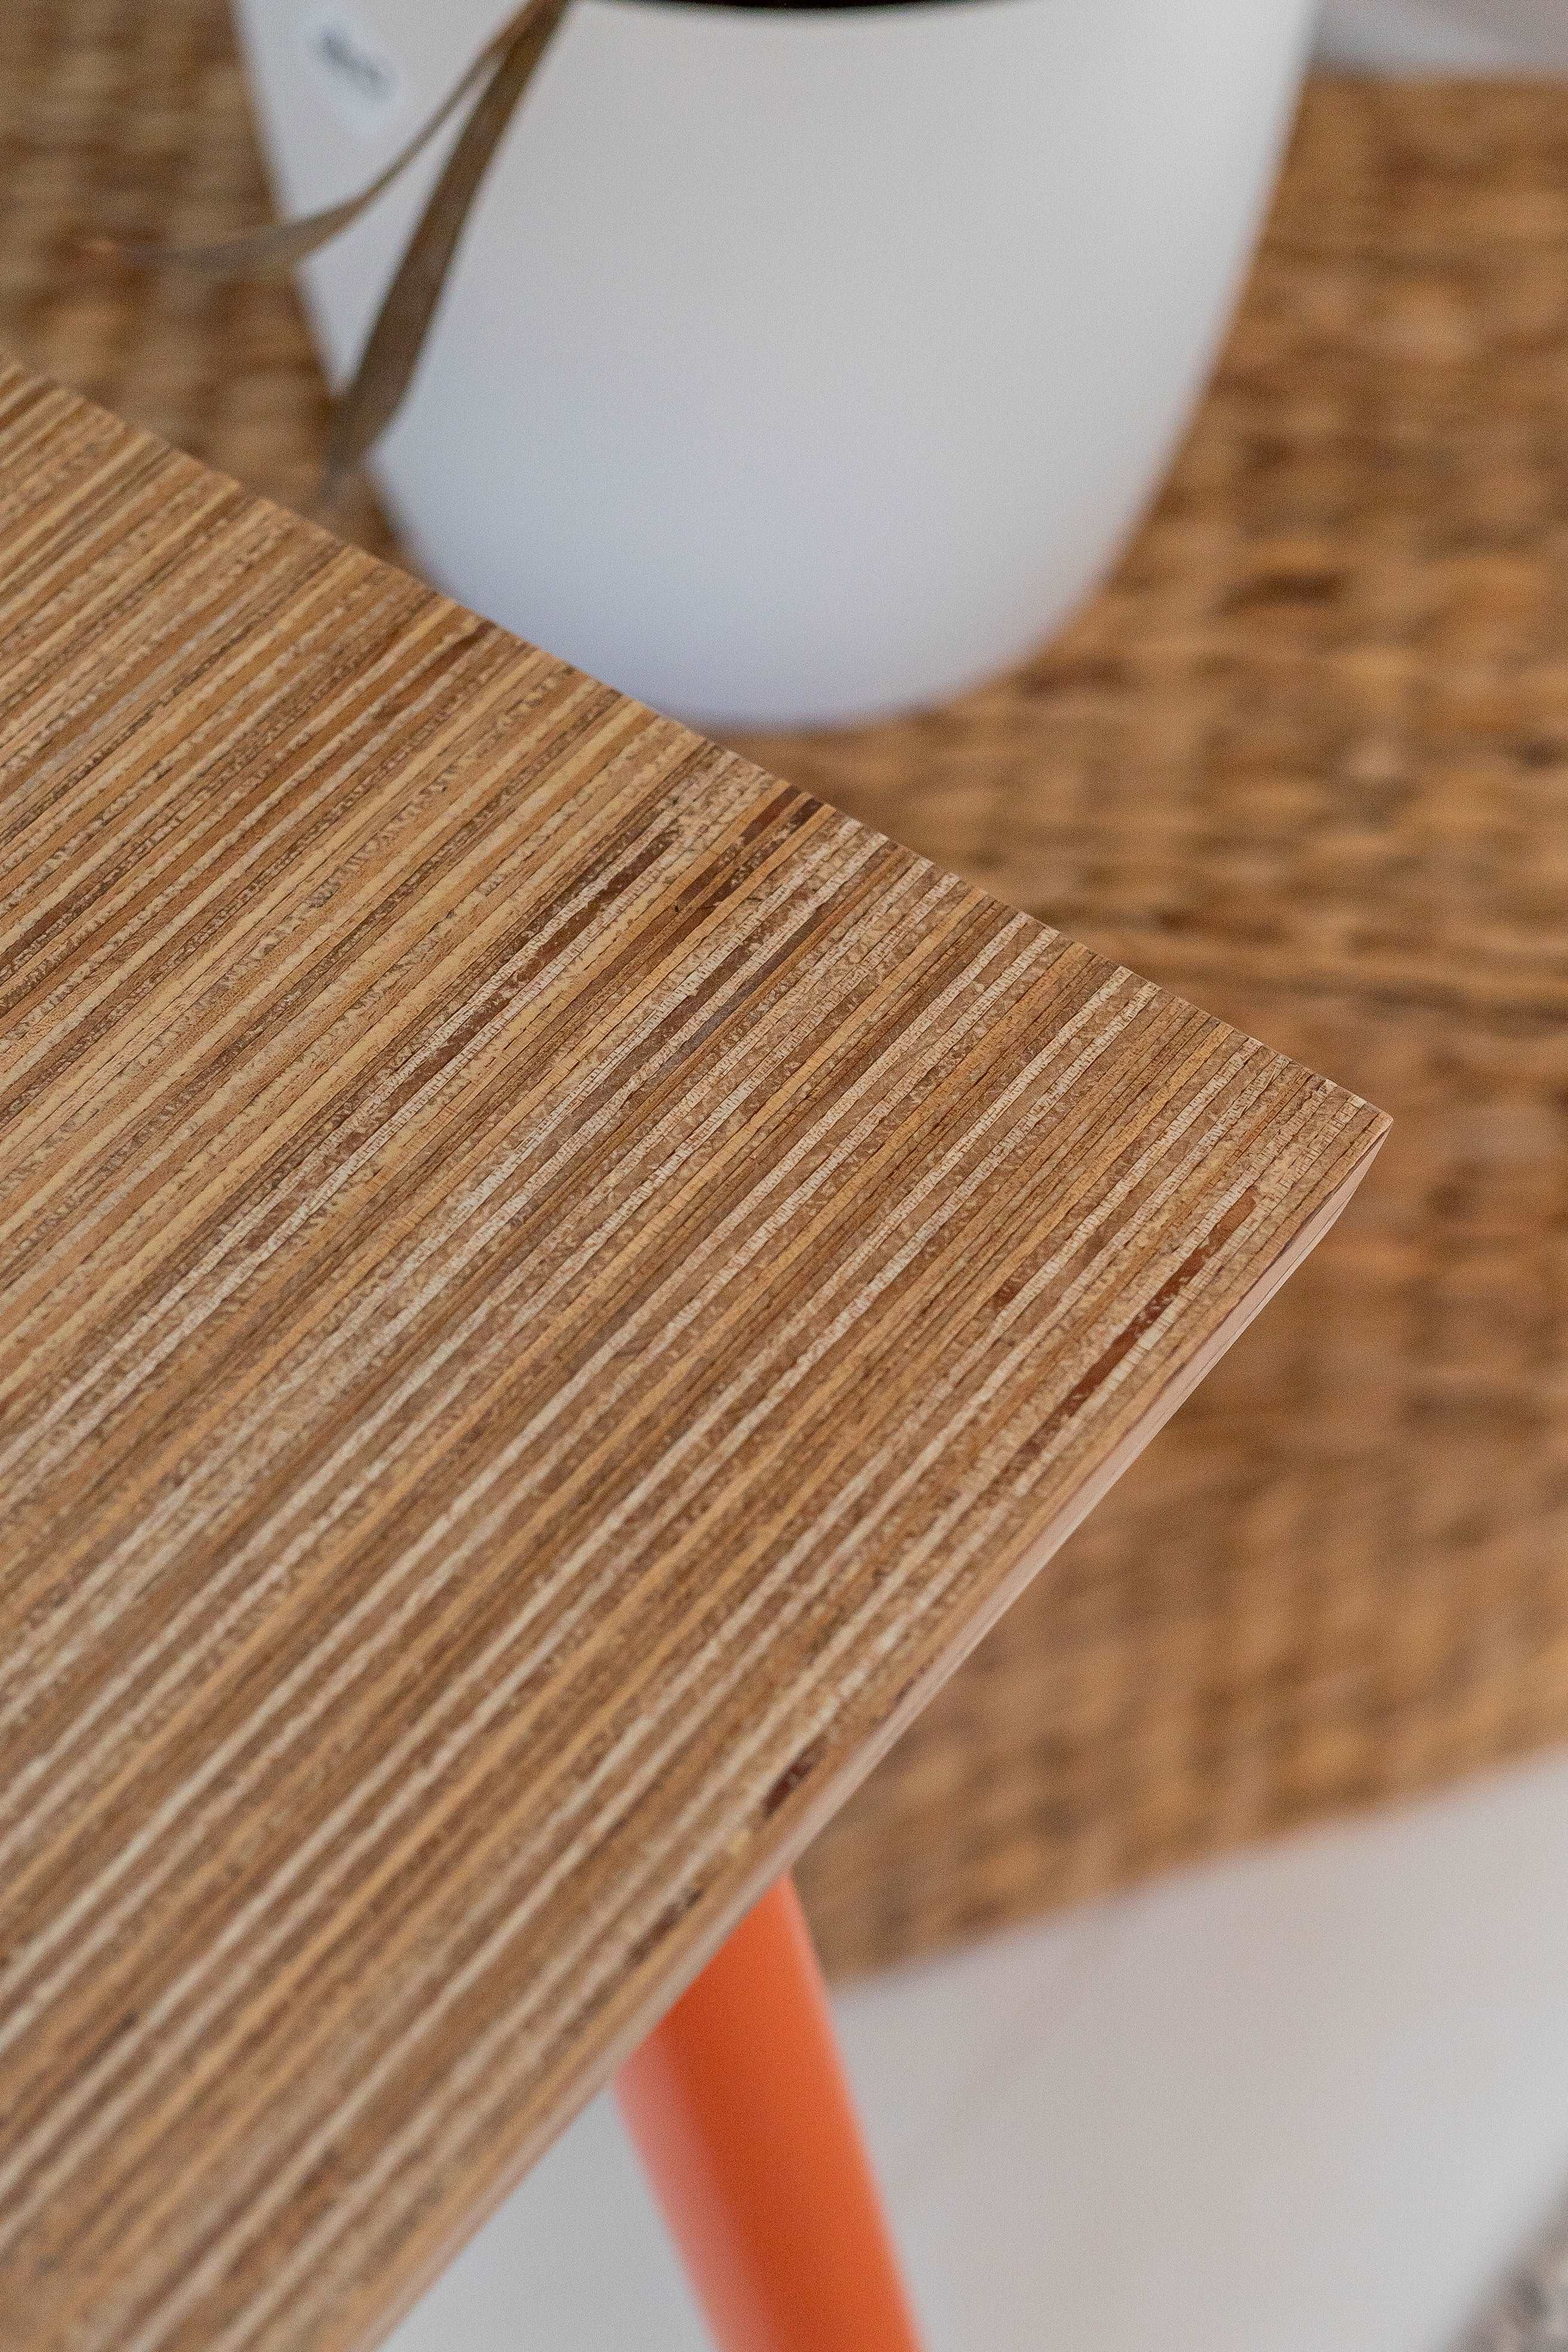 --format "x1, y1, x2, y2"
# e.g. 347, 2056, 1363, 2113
0, 361, 1388, 2352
